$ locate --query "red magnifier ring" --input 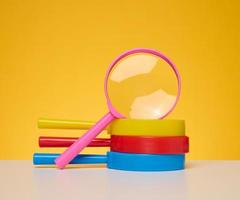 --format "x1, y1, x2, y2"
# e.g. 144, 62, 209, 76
111, 135, 189, 154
